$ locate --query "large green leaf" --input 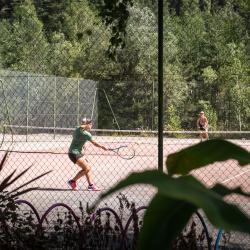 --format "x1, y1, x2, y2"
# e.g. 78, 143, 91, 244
94, 170, 250, 233
211, 184, 250, 198
166, 139, 250, 176
138, 193, 196, 250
